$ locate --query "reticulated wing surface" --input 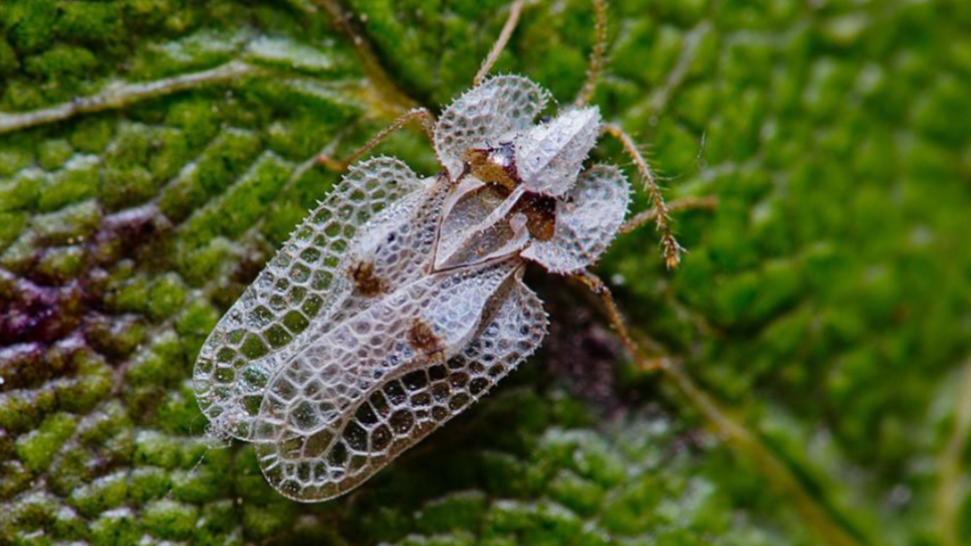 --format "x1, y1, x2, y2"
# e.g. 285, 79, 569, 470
217, 178, 453, 441
321, 172, 452, 331
515, 107, 601, 197
253, 263, 546, 502
522, 164, 630, 274
434, 75, 550, 178
193, 157, 425, 441
252, 259, 519, 445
